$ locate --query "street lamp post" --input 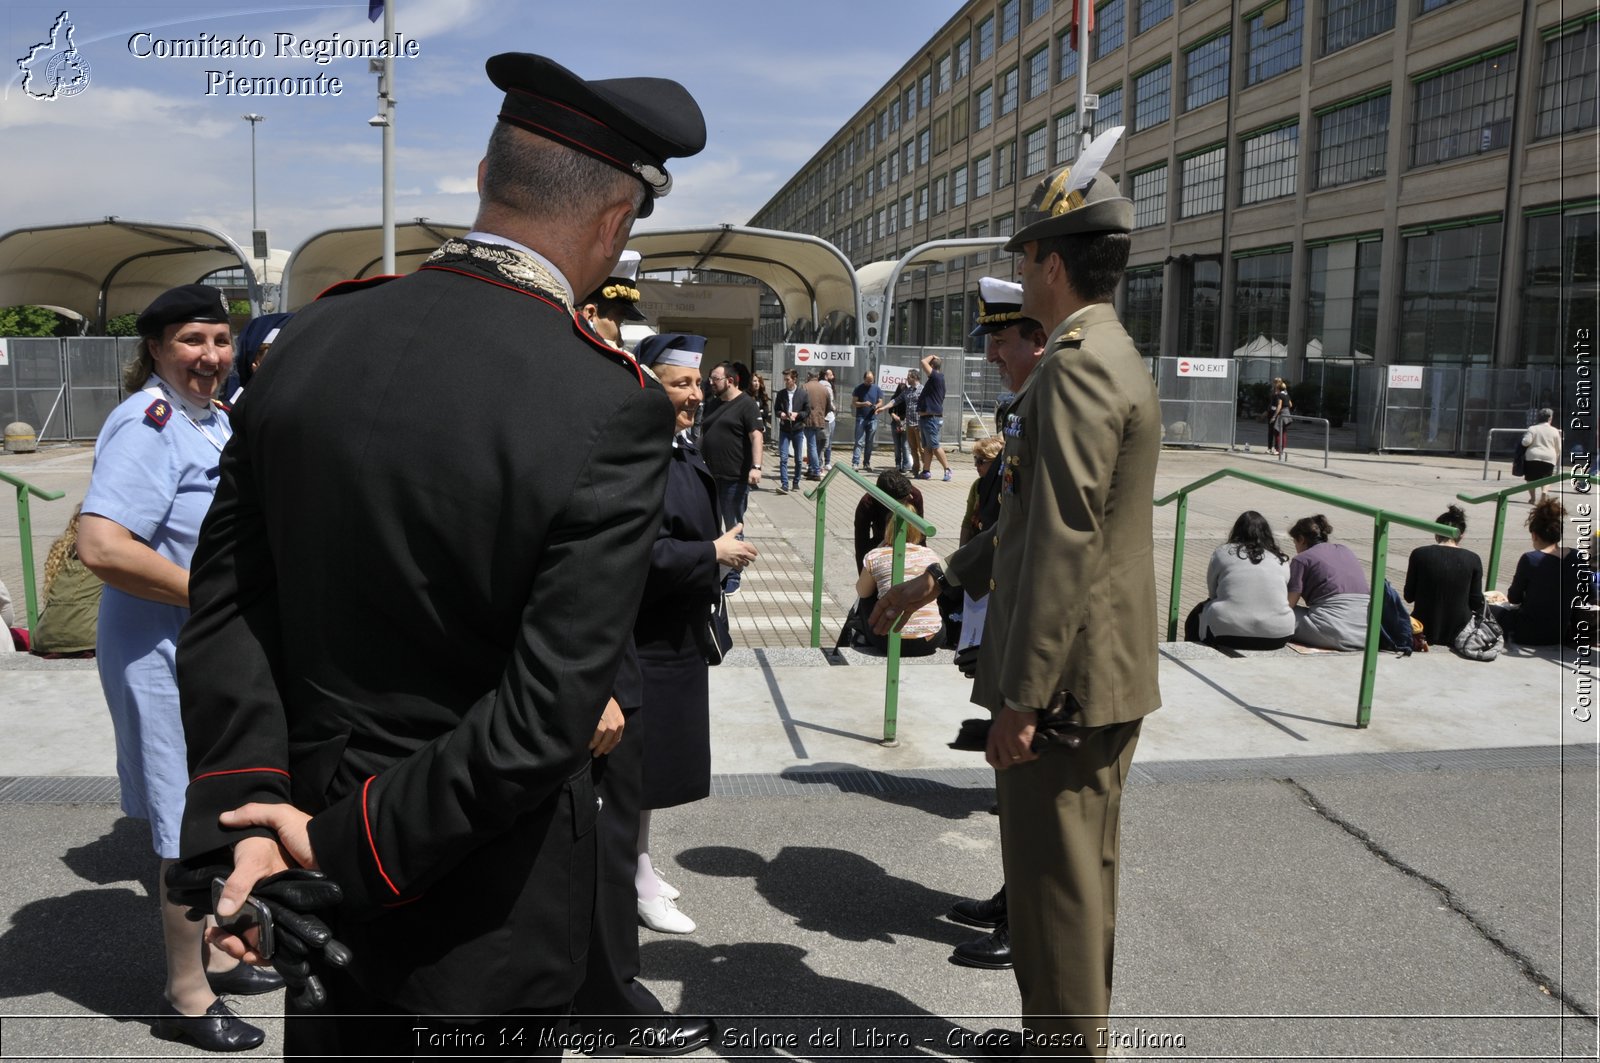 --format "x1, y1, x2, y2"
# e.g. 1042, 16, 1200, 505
242, 113, 267, 303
